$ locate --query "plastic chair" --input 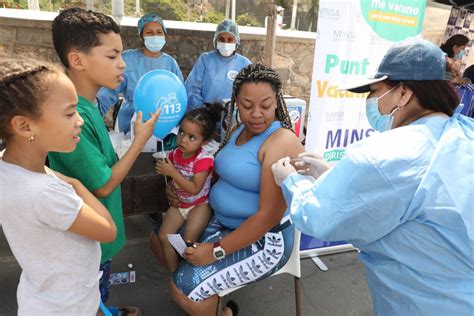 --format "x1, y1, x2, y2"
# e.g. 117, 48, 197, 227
216, 229, 302, 316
